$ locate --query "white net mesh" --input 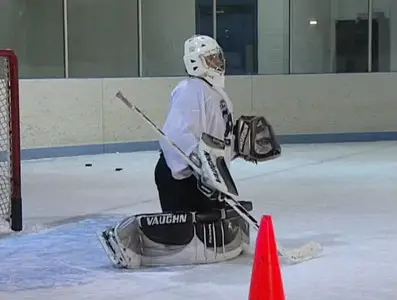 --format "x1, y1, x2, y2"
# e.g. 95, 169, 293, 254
0, 55, 12, 226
